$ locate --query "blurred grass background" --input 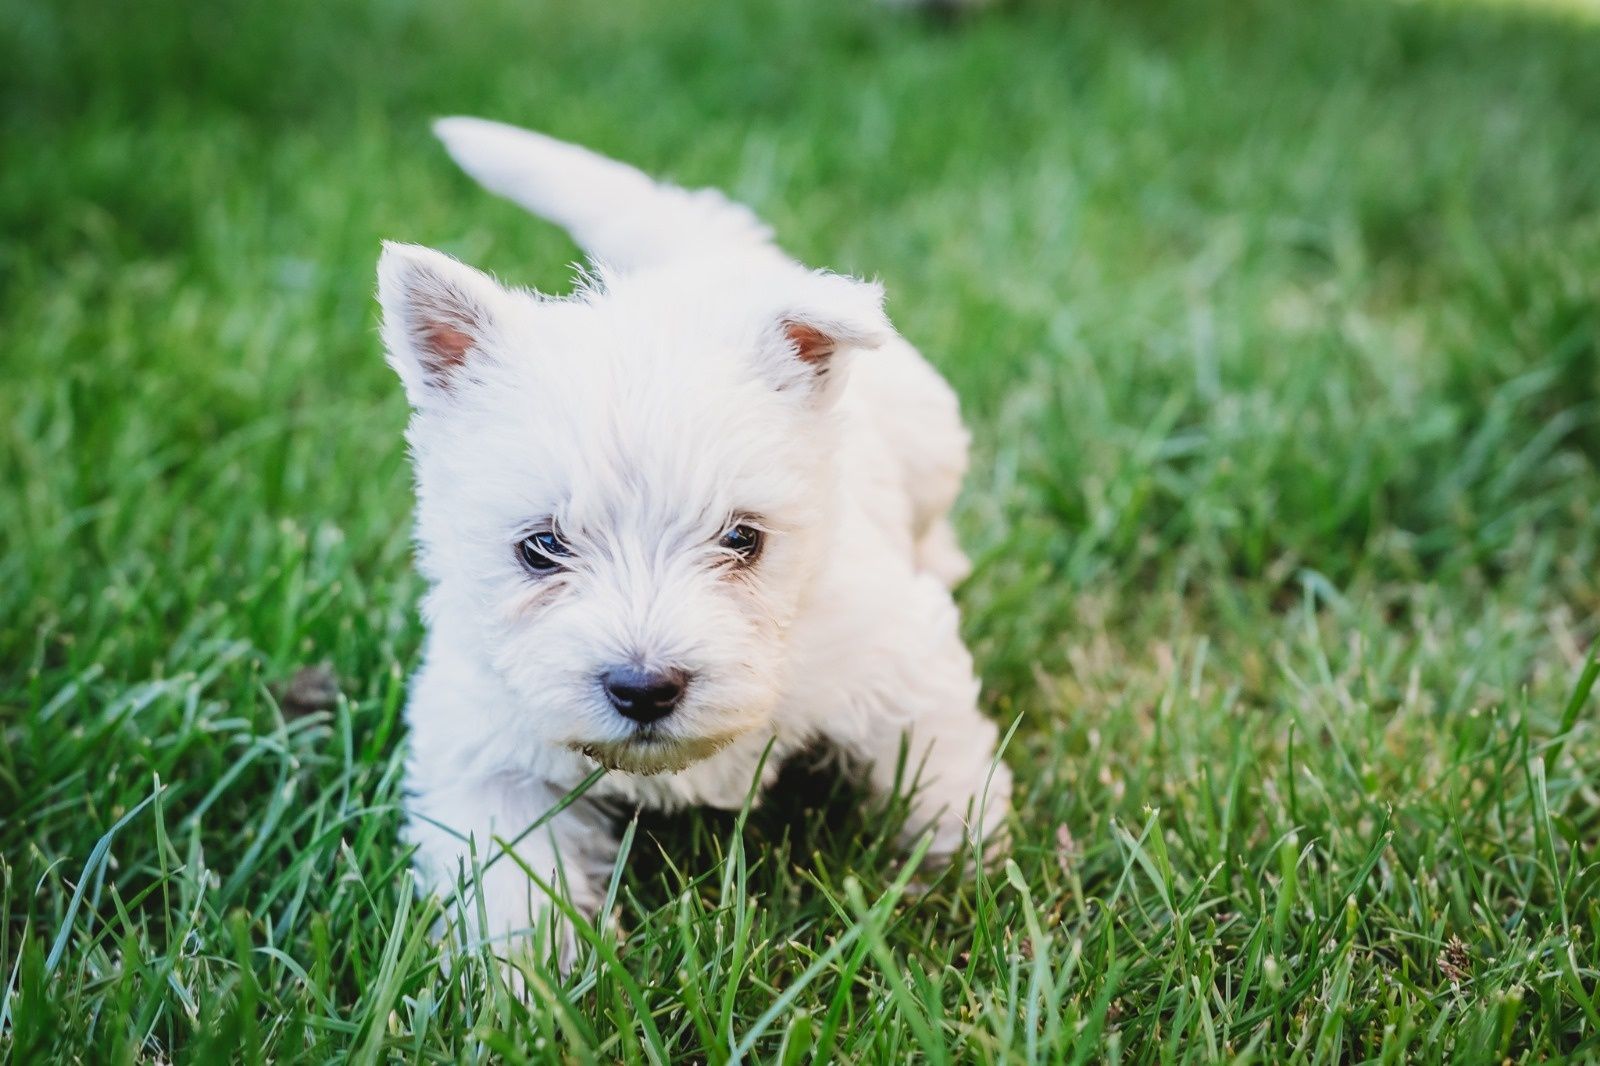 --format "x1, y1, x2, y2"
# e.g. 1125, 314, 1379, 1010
2, 0, 1599, 1059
